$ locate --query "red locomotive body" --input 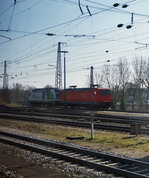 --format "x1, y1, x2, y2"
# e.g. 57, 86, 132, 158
60, 88, 112, 109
